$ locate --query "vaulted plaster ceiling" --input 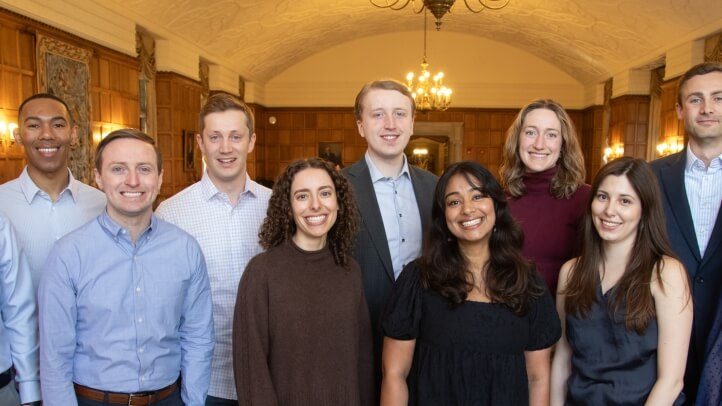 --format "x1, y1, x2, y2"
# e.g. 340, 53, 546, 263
112, 0, 722, 85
